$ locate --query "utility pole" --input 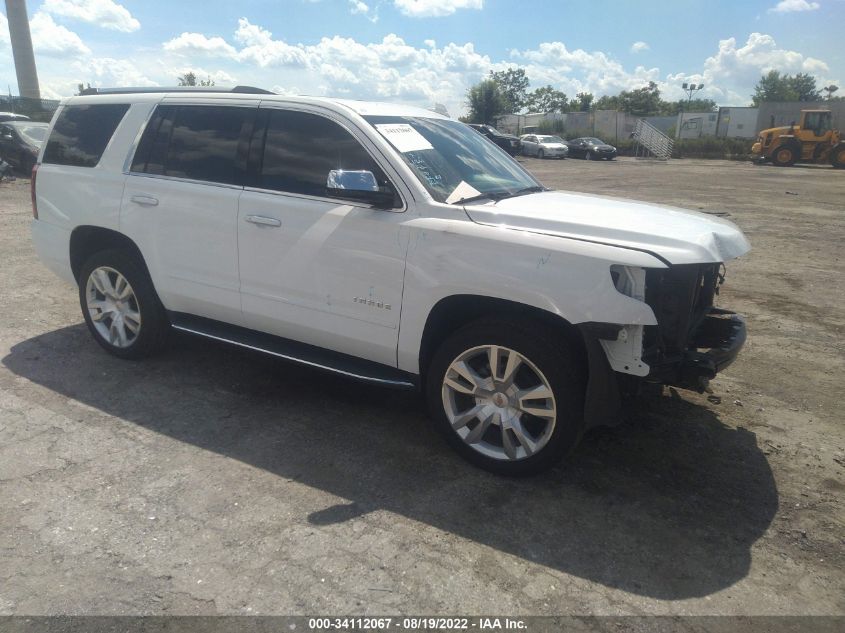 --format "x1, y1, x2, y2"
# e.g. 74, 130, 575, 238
5, 0, 41, 100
